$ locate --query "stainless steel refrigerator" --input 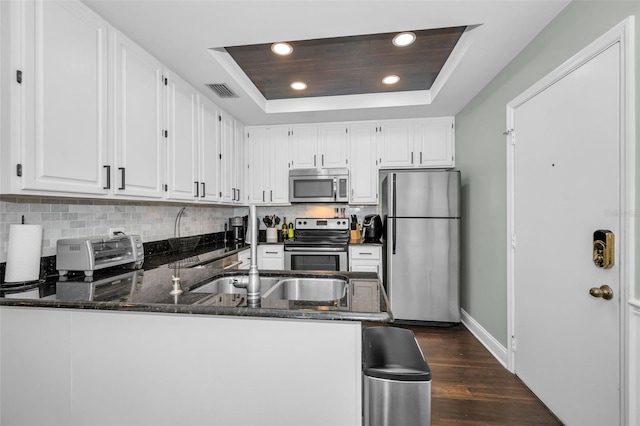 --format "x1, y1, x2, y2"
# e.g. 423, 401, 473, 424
381, 170, 460, 323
